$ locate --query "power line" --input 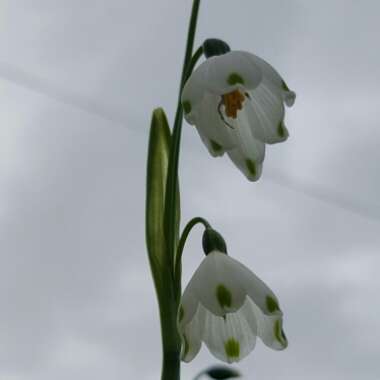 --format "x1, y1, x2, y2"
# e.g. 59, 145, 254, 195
268, 170, 380, 223
0, 61, 133, 128
1, 61, 379, 224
